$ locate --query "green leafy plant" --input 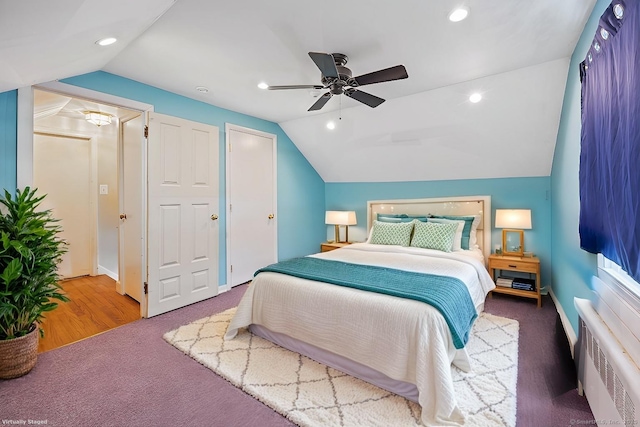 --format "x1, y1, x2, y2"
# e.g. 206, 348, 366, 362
0, 187, 69, 340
